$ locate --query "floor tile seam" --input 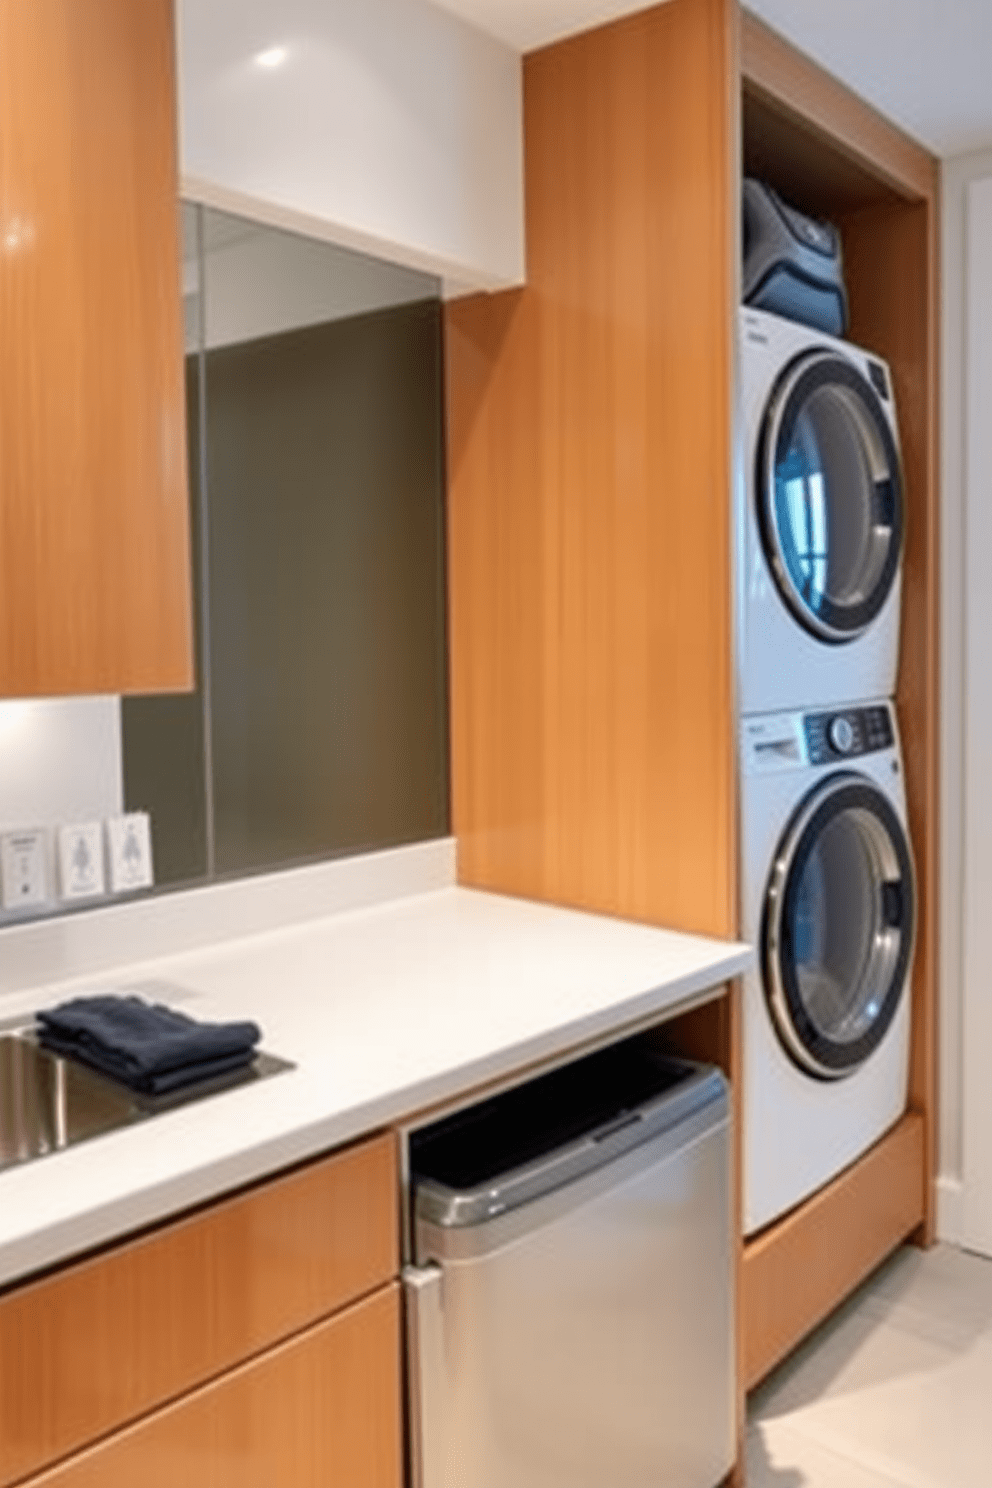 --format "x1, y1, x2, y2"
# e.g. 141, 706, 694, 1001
855, 1291, 992, 1346
749, 1314, 965, 1421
